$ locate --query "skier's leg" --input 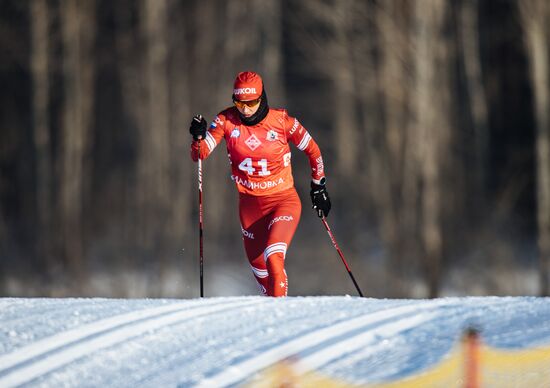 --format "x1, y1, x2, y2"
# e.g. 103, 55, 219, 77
264, 190, 302, 297
242, 222, 270, 295
264, 247, 287, 296
239, 196, 269, 295
248, 250, 269, 295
